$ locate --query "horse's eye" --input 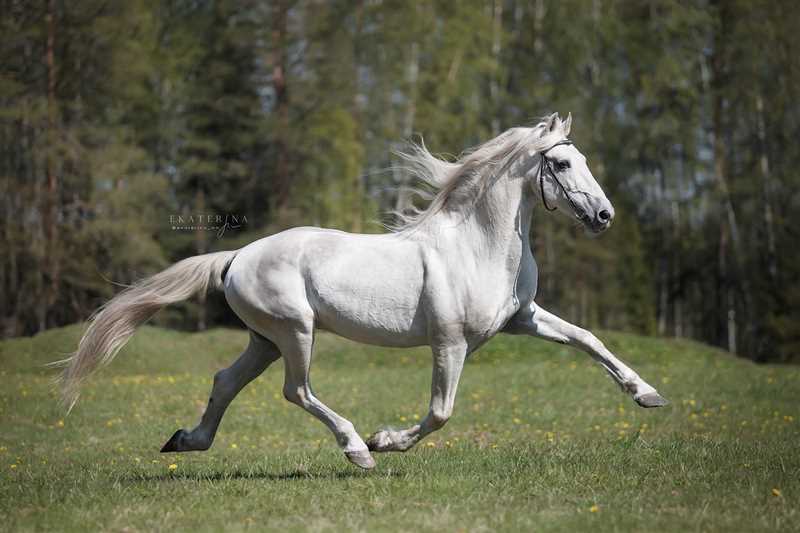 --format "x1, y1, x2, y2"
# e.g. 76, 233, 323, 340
556, 161, 570, 172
